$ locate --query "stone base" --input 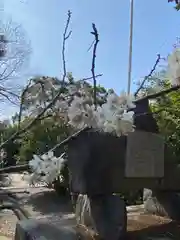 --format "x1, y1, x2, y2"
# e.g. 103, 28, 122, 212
75, 194, 127, 240
143, 188, 180, 221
